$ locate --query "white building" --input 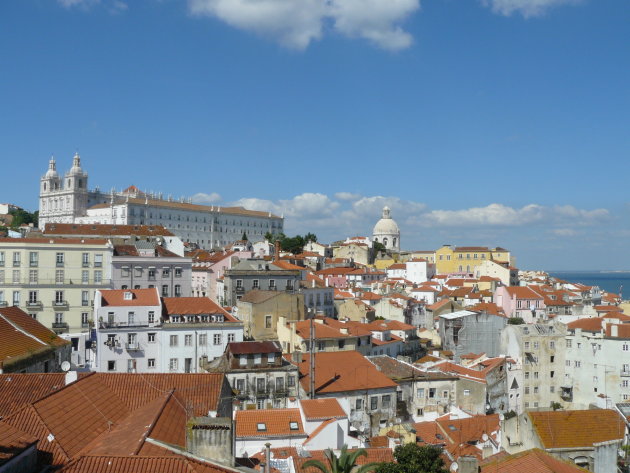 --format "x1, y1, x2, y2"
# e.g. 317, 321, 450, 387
372, 207, 400, 252
39, 153, 284, 249
94, 288, 244, 373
